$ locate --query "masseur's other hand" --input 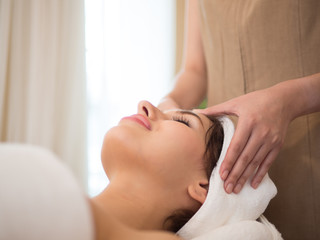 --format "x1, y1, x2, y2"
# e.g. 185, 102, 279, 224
199, 87, 292, 194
